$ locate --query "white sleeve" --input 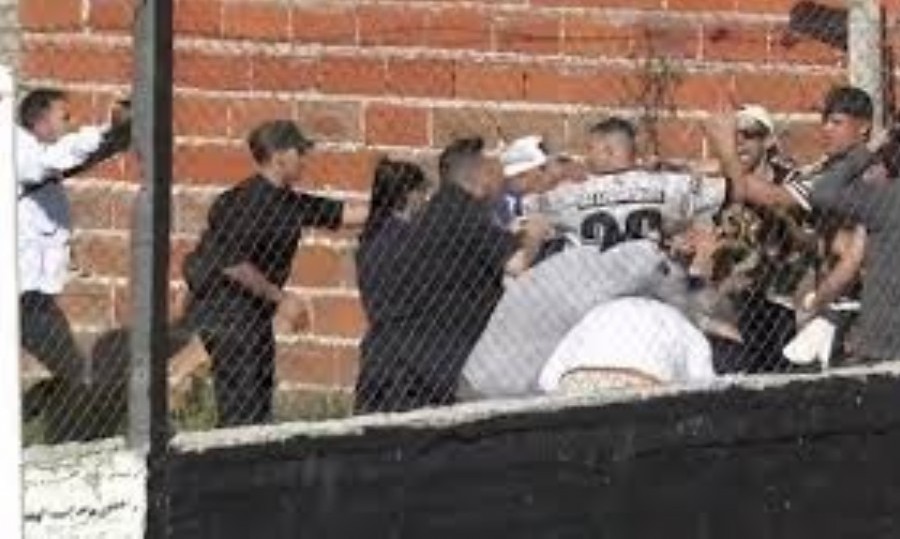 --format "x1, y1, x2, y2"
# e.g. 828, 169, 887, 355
690, 175, 728, 219
782, 172, 813, 212
16, 125, 107, 184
